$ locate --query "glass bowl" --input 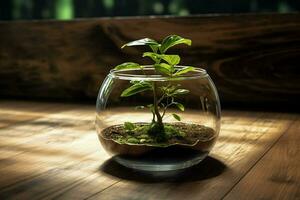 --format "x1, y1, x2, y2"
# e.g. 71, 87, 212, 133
96, 66, 221, 171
